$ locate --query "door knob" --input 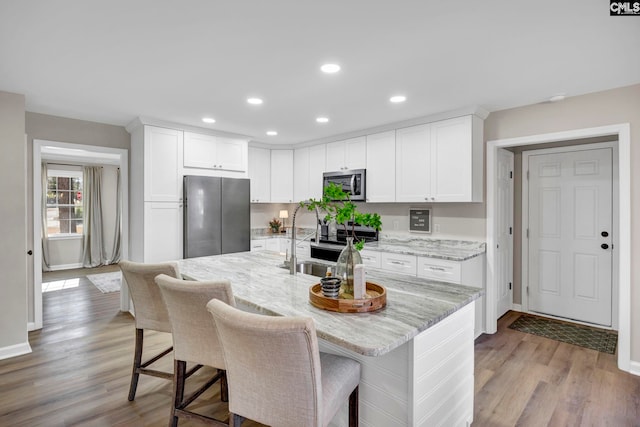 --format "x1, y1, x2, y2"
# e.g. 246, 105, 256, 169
601, 243, 609, 249
601, 231, 609, 237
